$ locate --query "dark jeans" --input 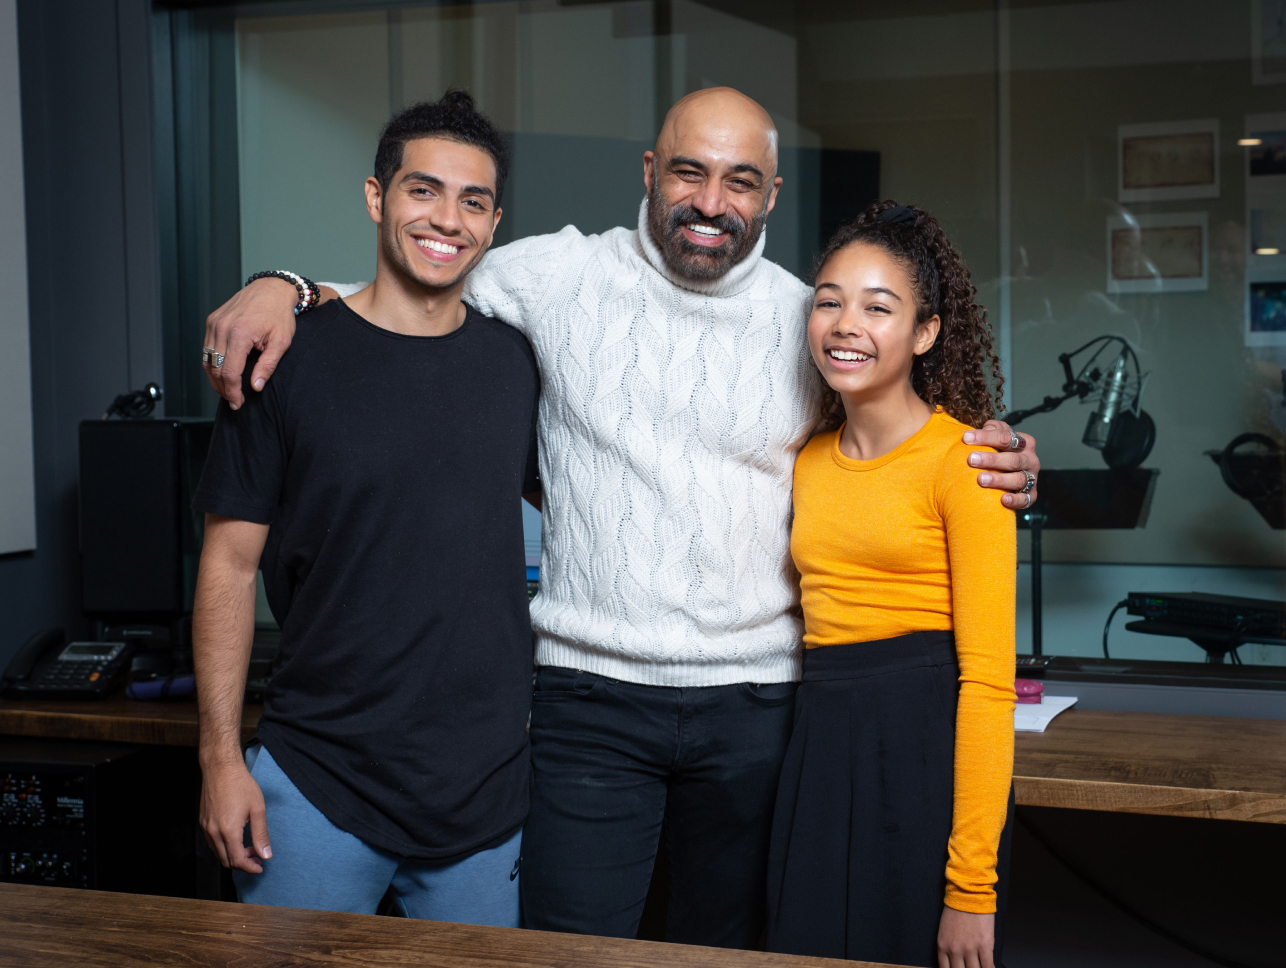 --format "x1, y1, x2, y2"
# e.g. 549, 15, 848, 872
519, 666, 797, 948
